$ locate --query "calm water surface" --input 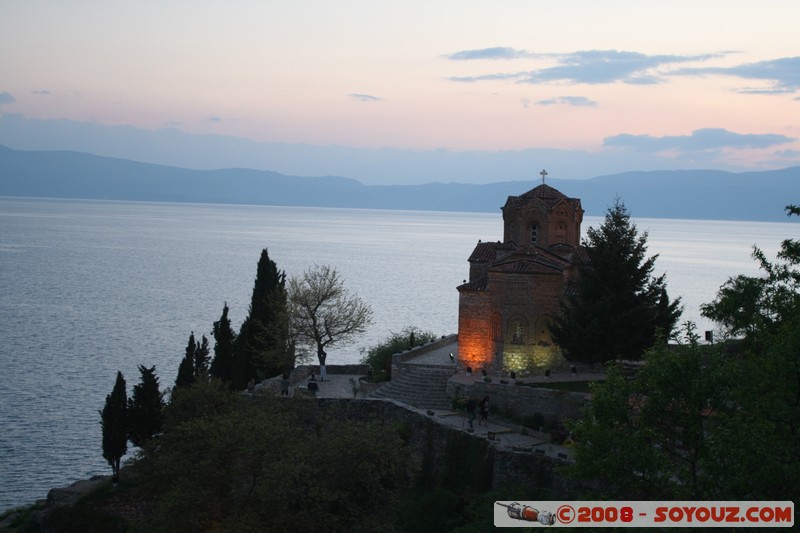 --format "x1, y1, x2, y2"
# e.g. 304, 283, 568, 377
0, 197, 796, 511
